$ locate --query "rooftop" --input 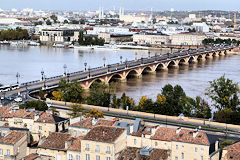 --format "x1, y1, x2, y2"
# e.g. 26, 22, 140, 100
70, 118, 115, 129
151, 127, 210, 145
36, 112, 67, 123
223, 141, 240, 160
22, 153, 39, 160
38, 132, 71, 150
0, 131, 27, 145
68, 136, 83, 151
83, 126, 125, 143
